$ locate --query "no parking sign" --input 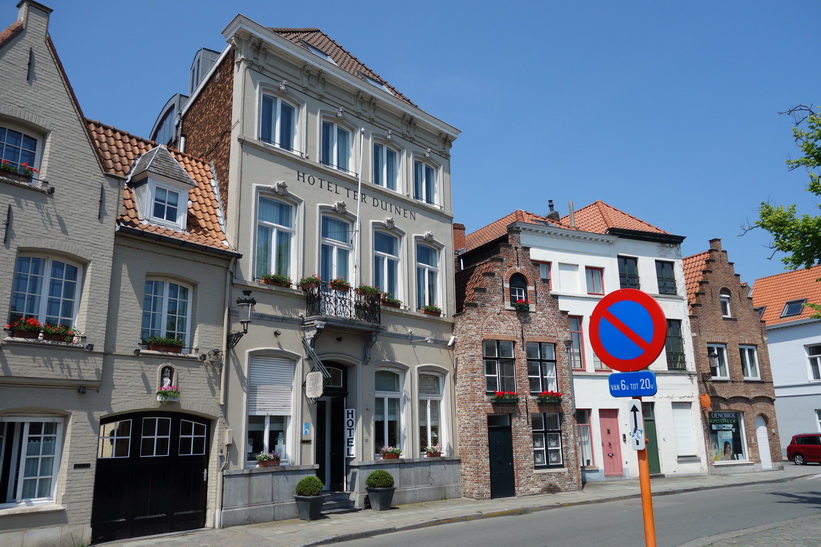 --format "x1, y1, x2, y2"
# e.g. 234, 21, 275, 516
589, 289, 667, 373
